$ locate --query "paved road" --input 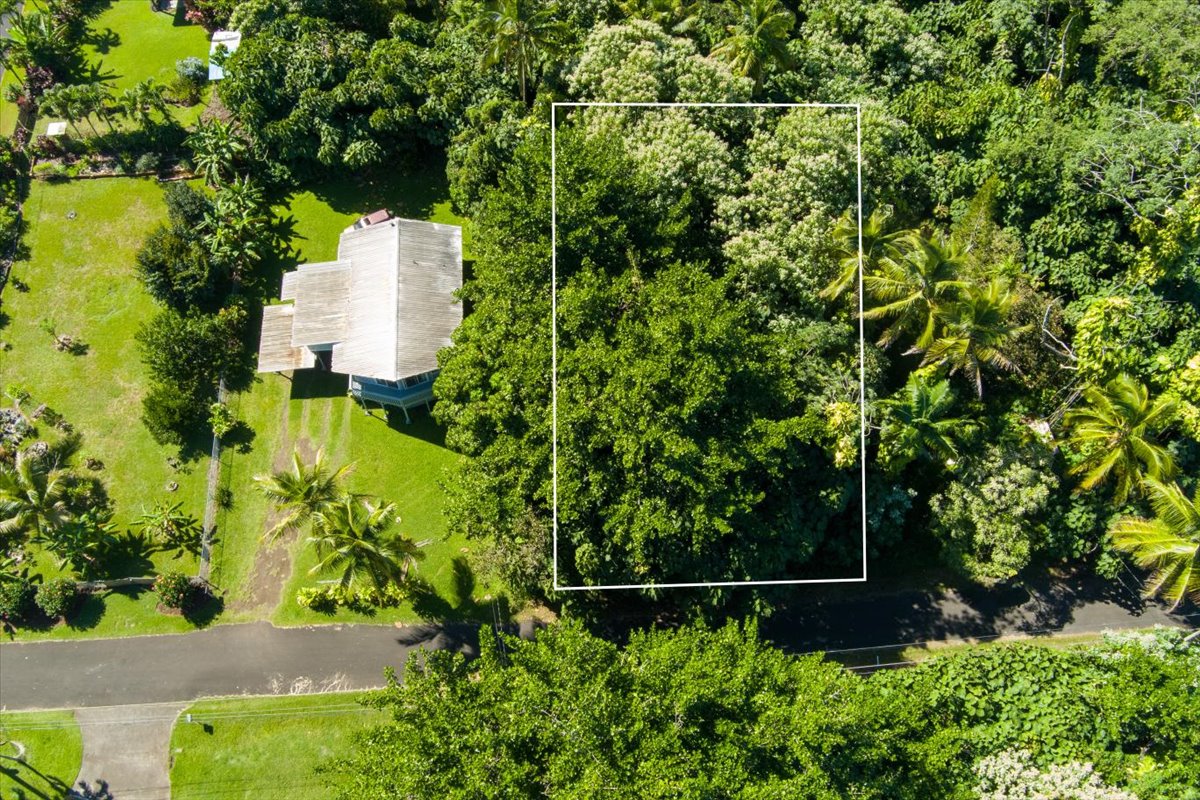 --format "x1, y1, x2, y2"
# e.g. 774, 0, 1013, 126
1, 621, 481, 711
1, 576, 1195, 710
